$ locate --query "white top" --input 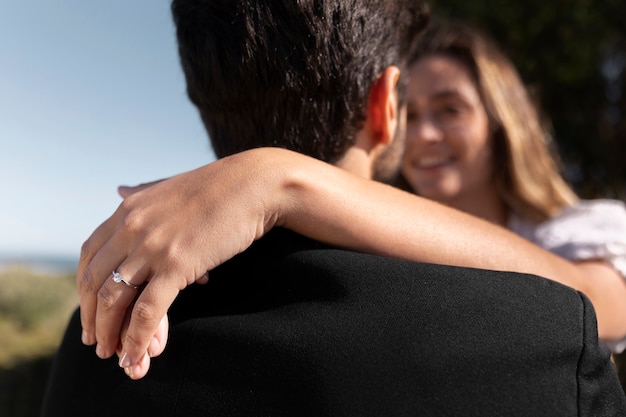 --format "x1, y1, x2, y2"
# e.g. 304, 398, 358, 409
508, 199, 626, 352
